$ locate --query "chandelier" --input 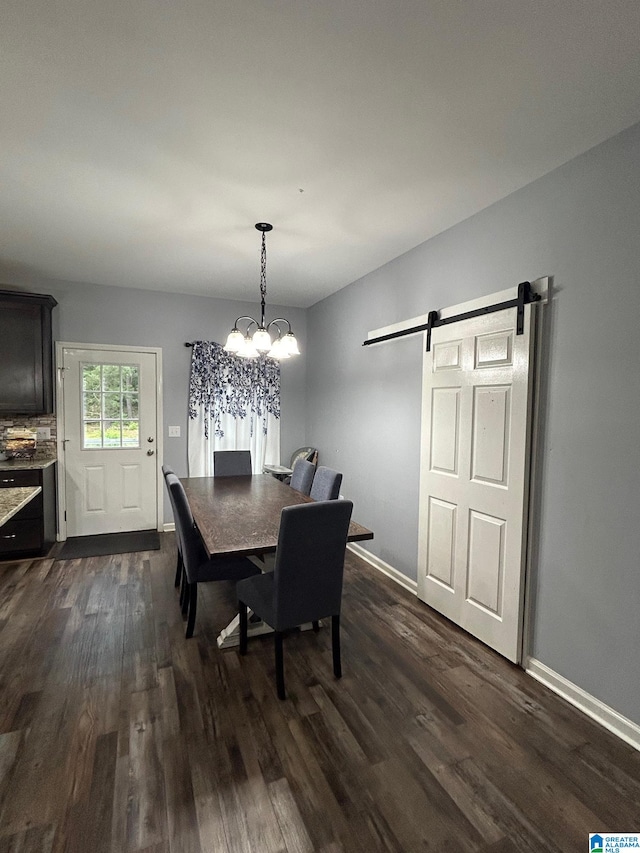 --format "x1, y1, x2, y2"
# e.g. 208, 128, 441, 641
224, 223, 300, 360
